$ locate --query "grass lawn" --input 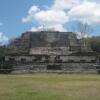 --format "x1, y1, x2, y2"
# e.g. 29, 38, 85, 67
0, 74, 100, 100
